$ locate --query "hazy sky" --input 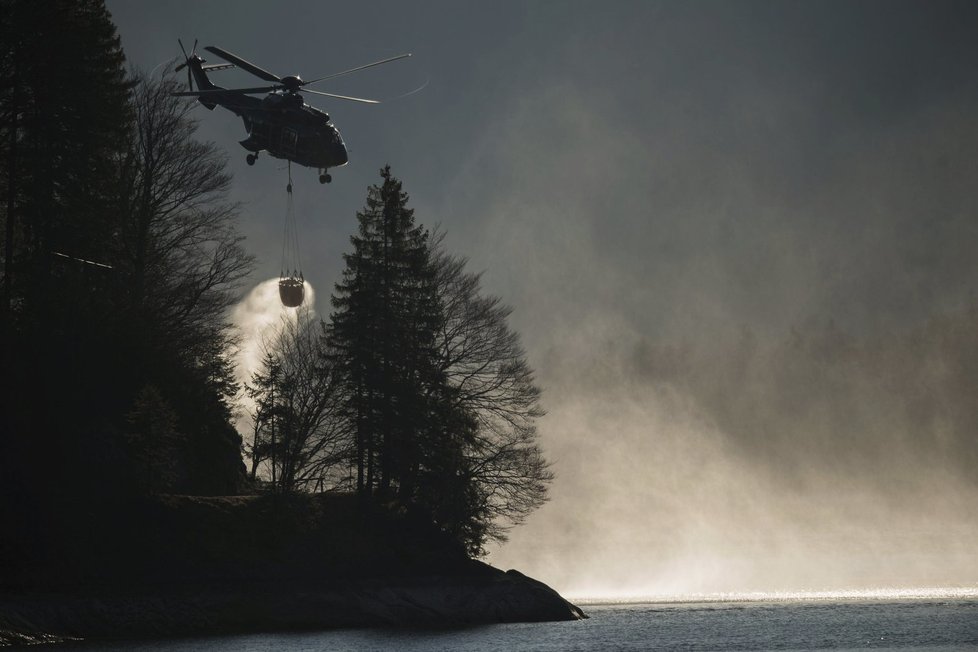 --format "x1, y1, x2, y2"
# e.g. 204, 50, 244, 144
108, 1, 978, 596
